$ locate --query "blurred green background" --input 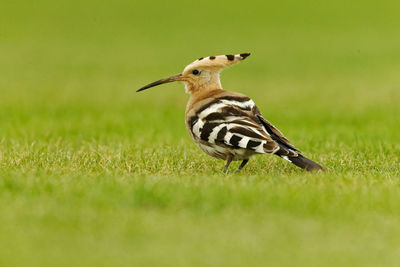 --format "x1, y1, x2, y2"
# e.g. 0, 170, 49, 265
0, 0, 400, 266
